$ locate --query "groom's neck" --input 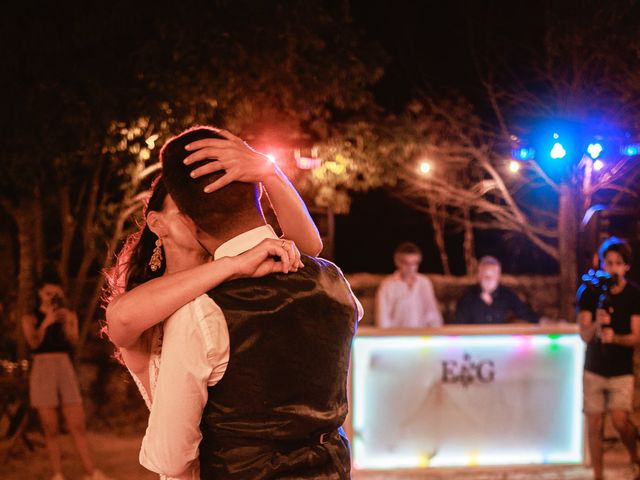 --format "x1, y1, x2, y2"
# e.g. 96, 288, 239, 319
197, 217, 267, 256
